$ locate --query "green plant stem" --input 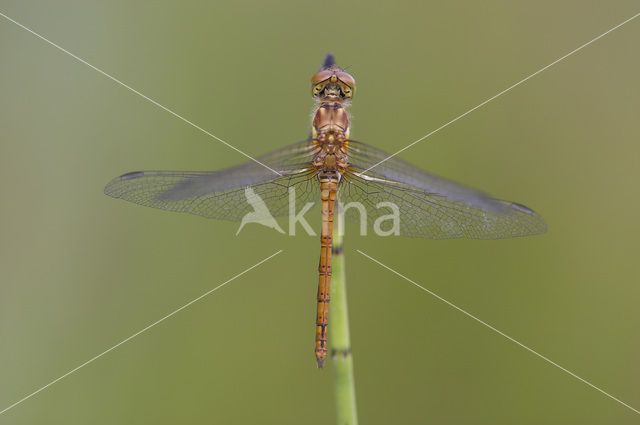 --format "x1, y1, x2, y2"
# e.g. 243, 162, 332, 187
330, 215, 358, 425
